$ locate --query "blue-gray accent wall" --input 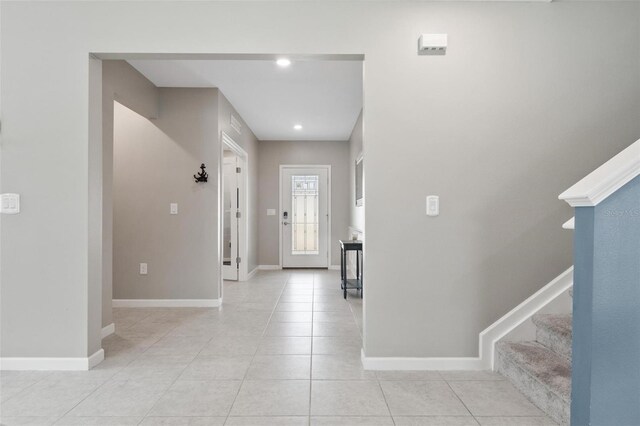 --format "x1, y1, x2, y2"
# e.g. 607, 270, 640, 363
571, 174, 640, 425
